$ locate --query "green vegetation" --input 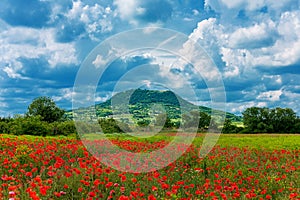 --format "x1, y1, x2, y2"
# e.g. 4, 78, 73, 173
242, 107, 300, 133
0, 97, 77, 137
1, 90, 300, 136
98, 118, 131, 134
27, 96, 65, 123
69, 89, 242, 123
